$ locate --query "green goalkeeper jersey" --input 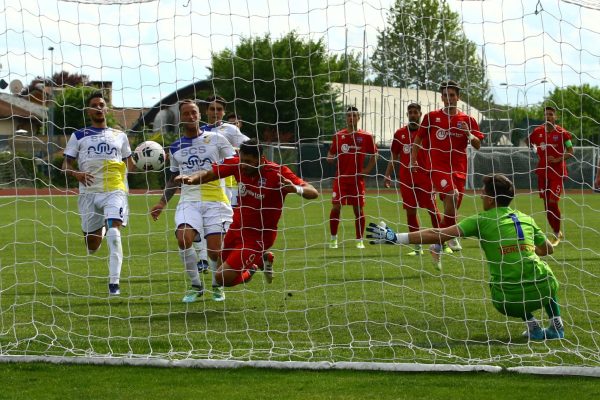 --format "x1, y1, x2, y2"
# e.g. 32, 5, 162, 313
457, 207, 554, 292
